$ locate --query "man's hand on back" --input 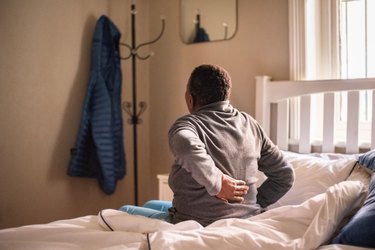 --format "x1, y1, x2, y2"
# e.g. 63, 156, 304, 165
216, 174, 249, 203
